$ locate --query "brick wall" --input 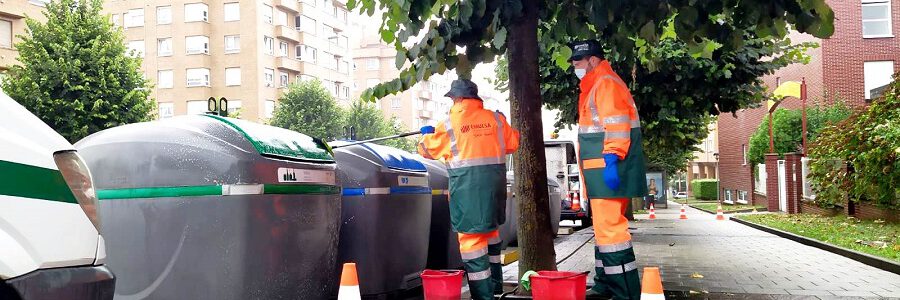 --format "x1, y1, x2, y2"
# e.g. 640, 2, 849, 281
799, 201, 841, 217
765, 154, 780, 212
823, 0, 900, 106
855, 202, 900, 223
784, 153, 803, 214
